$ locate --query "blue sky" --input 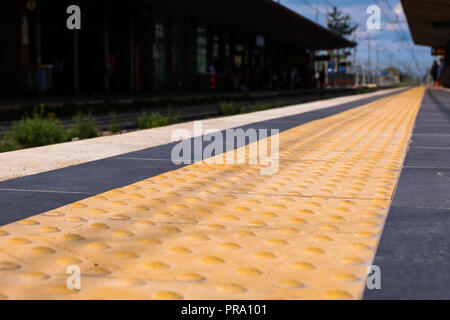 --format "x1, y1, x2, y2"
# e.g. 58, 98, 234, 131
282, 0, 434, 77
